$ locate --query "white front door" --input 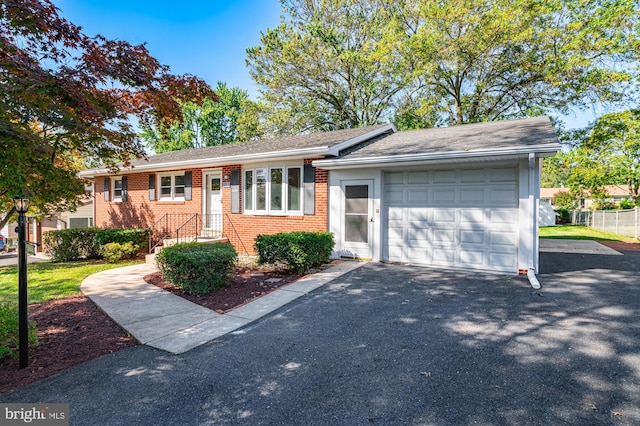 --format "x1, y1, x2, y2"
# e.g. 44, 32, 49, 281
341, 180, 374, 260
206, 172, 223, 234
